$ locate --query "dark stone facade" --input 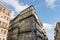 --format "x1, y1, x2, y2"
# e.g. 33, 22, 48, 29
54, 22, 60, 40
7, 5, 48, 40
